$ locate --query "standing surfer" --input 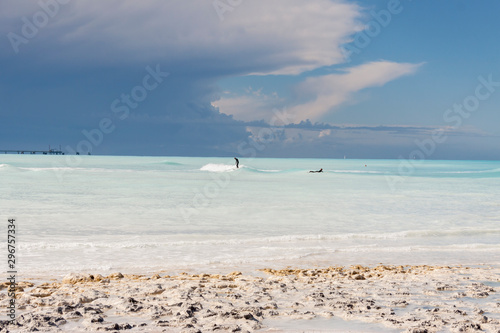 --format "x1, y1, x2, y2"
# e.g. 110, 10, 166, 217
234, 157, 239, 168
